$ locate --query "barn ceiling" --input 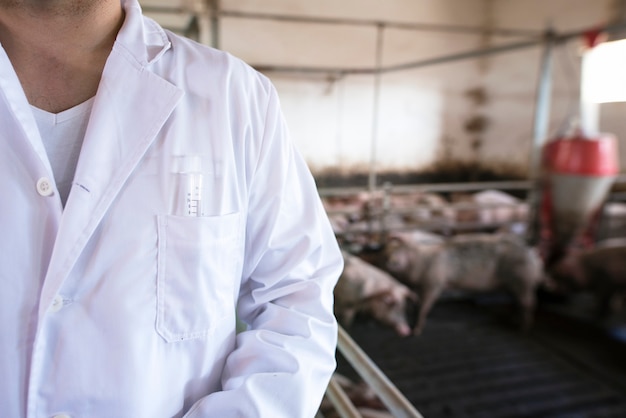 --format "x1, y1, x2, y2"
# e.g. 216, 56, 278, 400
135, 0, 626, 75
